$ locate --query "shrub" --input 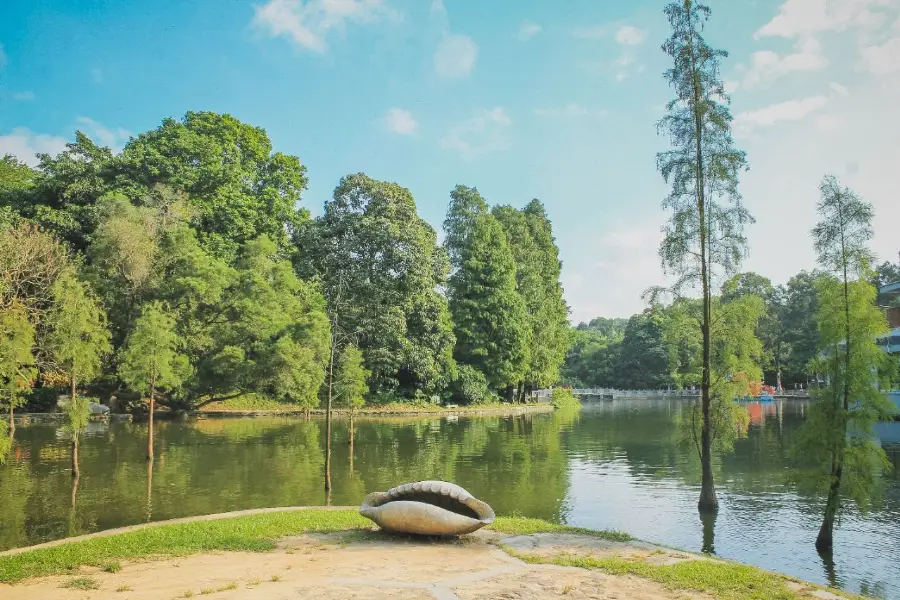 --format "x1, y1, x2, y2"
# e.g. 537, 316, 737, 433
551, 388, 582, 411
450, 365, 492, 405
